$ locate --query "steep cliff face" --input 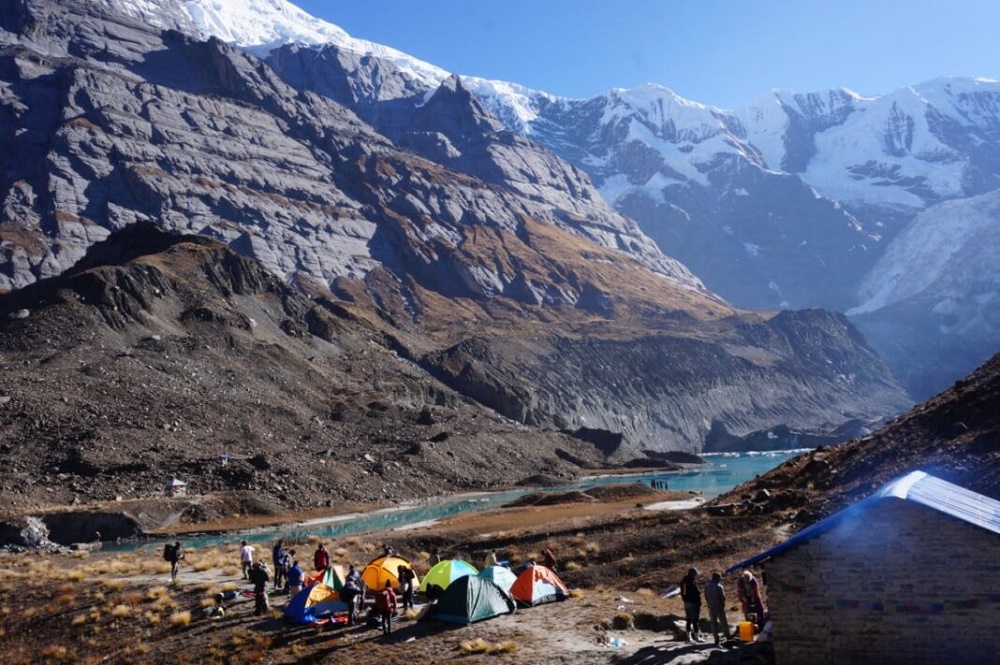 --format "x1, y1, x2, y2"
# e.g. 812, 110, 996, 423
0, 2, 700, 295
420, 309, 905, 456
